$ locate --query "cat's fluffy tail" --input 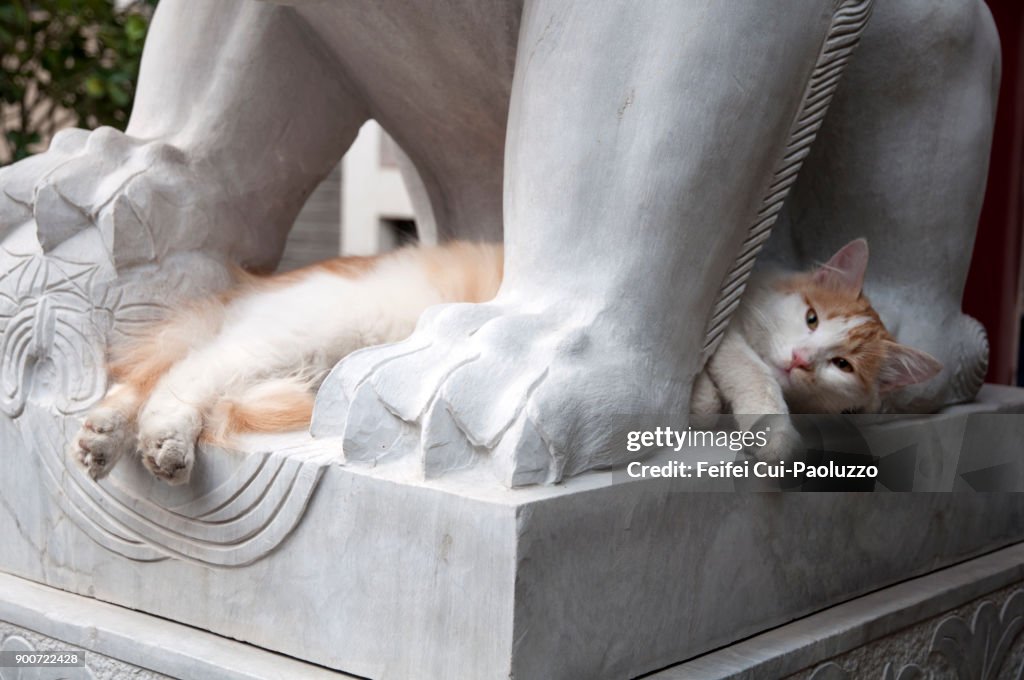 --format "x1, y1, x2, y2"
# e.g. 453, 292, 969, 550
205, 378, 315, 445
